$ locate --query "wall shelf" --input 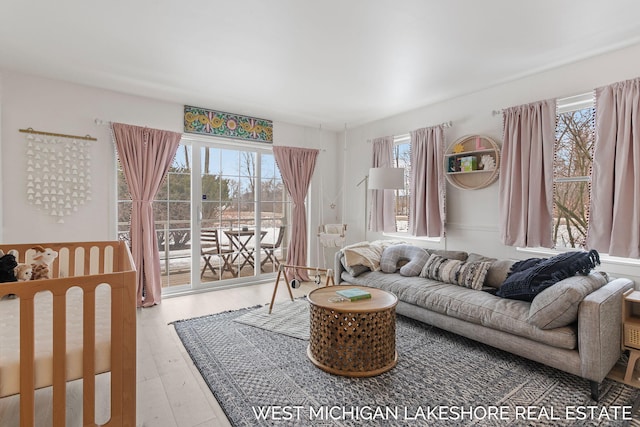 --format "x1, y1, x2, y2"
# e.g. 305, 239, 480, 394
444, 135, 500, 190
